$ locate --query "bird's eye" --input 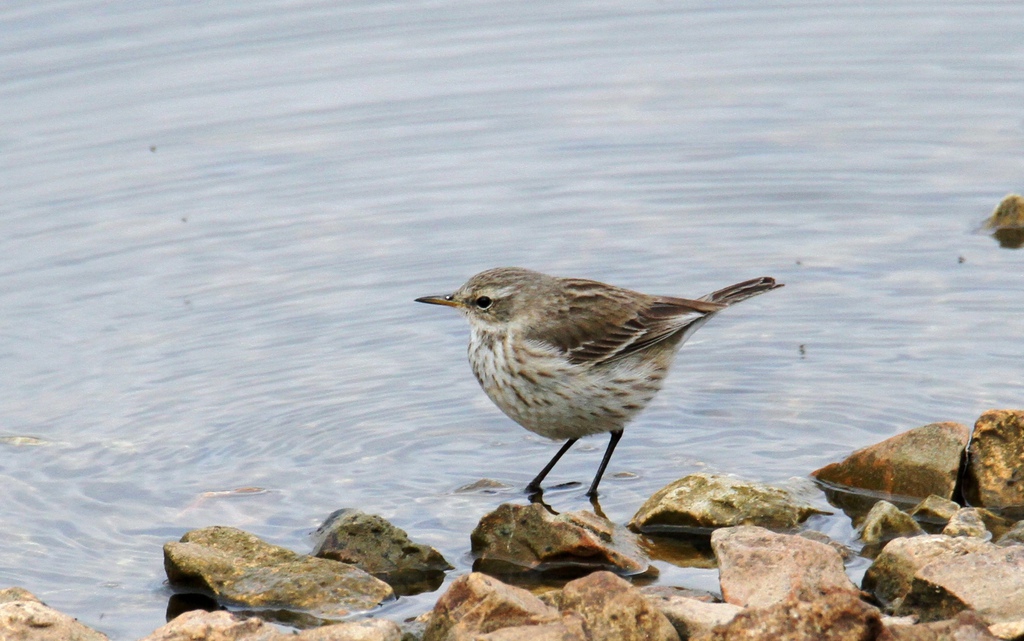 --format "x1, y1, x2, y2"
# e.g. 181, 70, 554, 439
475, 296, 493, 309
